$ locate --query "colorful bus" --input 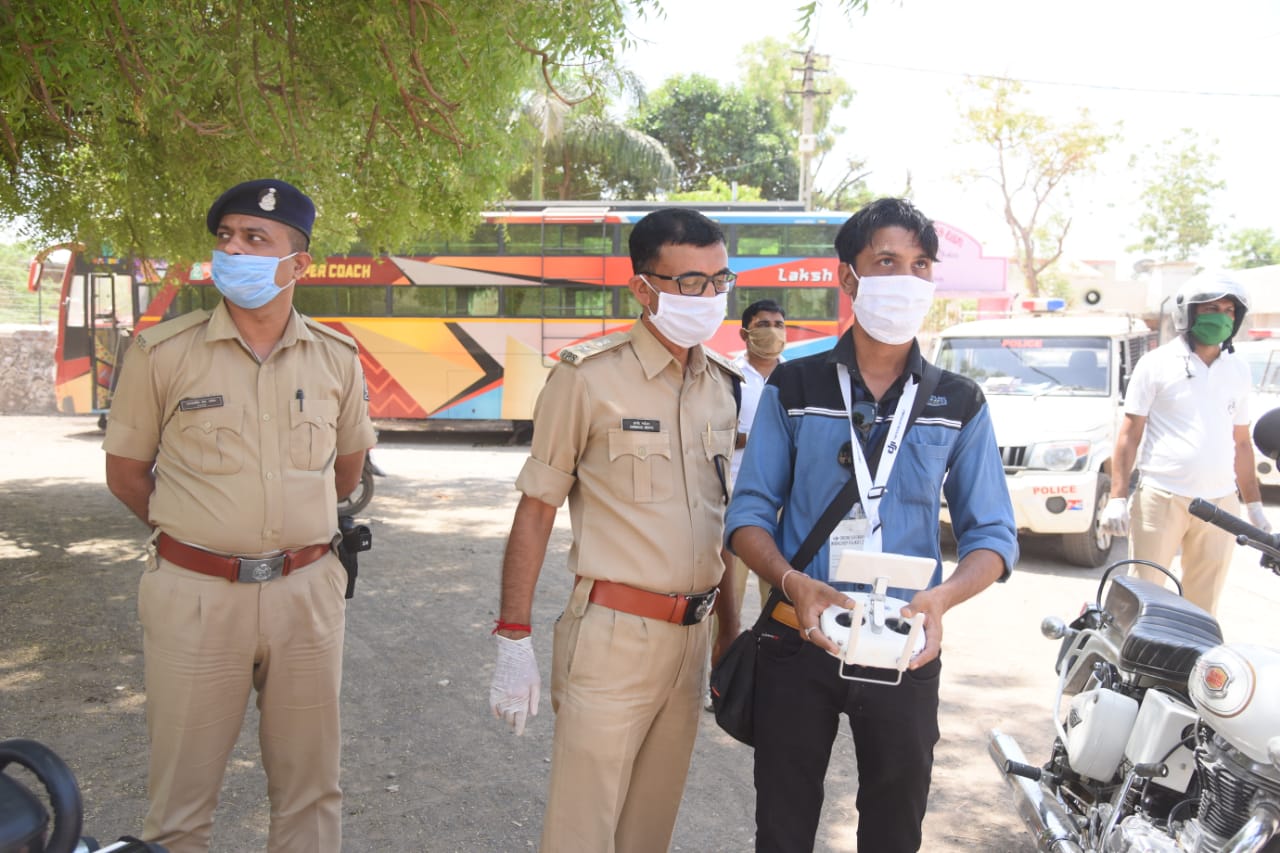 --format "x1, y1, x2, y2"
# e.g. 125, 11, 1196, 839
39, 201, 856, 427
